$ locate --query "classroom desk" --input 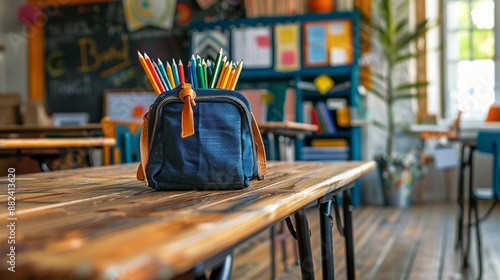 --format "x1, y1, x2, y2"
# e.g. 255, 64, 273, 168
258, 121, 318, 161
0, 137, 115, 149
0, 124, 102, 137
0, 161, 375, 280
0, 137, 116, 170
